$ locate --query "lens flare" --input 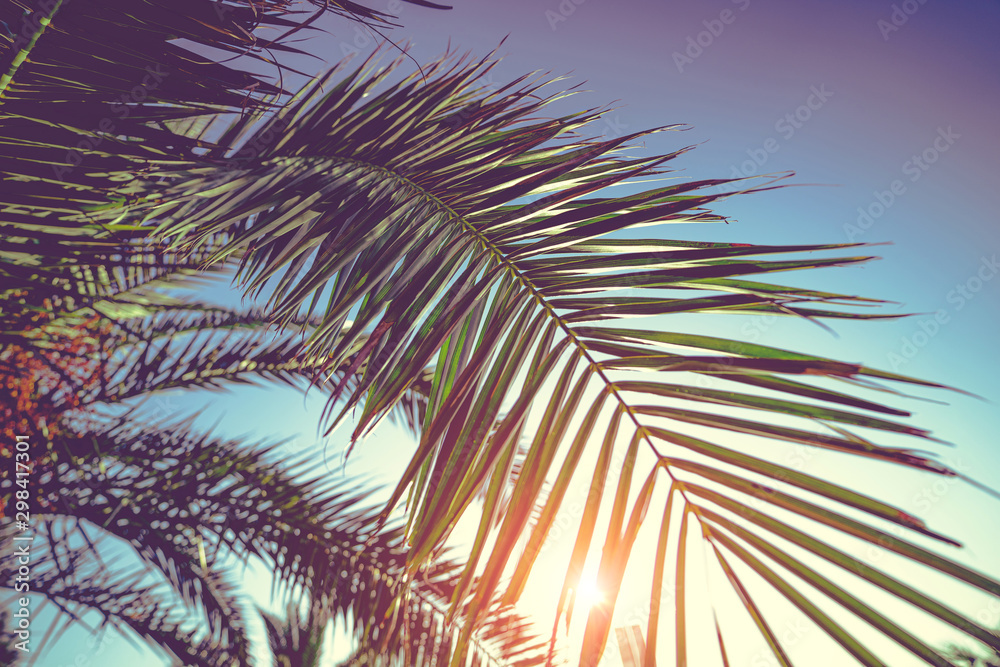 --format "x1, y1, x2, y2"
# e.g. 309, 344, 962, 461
575, 578, 605, 611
